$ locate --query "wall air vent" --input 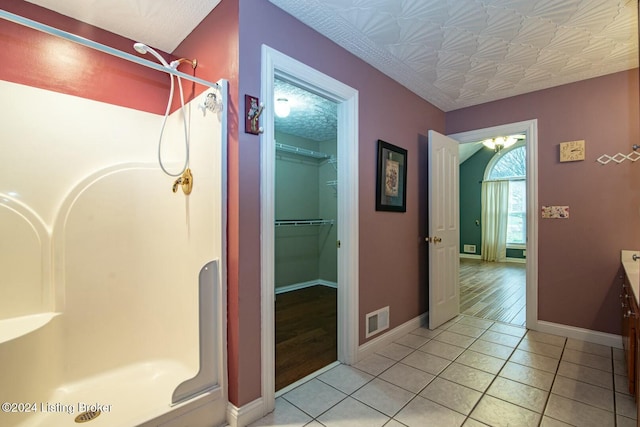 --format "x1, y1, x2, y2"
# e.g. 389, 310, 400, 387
463, 244, 476, 253
365, 306, 389, 338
